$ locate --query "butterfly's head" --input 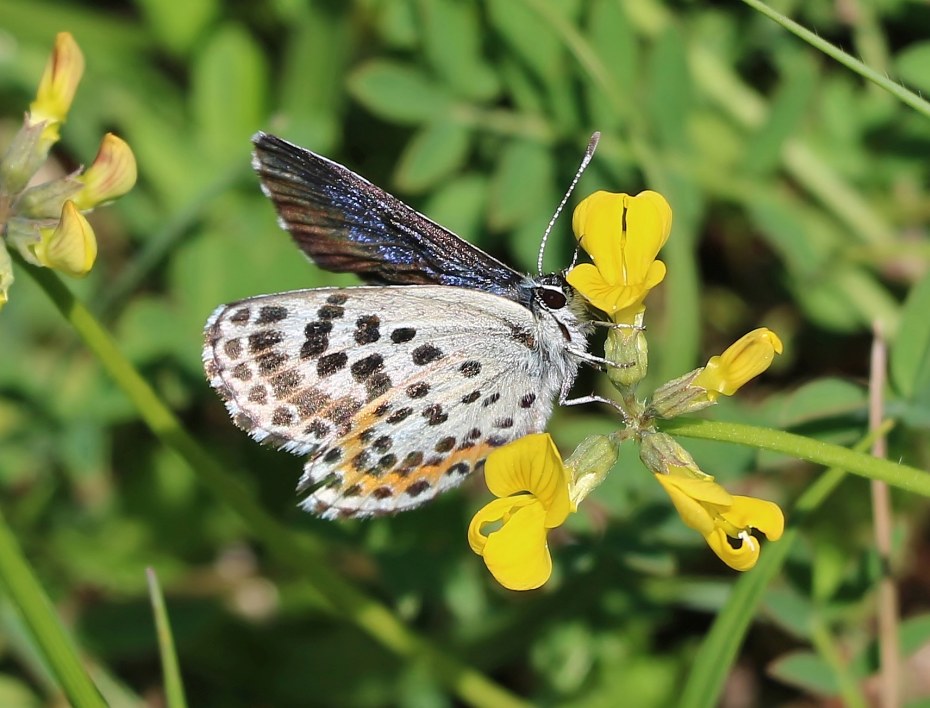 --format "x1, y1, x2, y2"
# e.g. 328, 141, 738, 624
521, 273, 593, 345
